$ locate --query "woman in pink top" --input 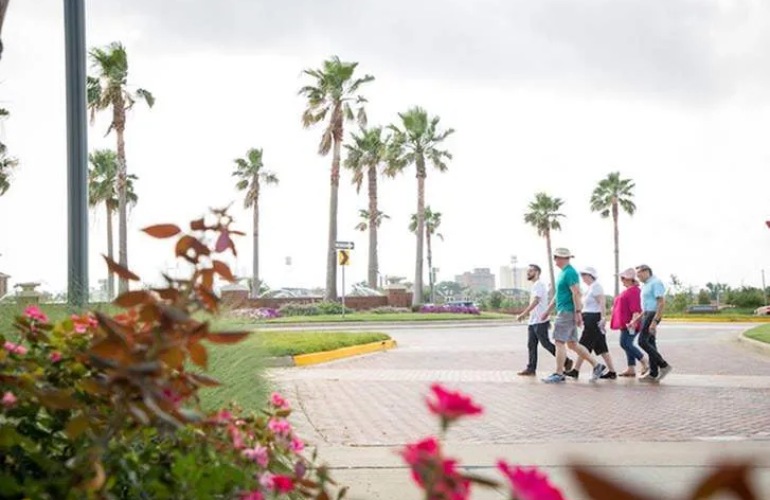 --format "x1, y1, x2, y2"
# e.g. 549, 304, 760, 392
611, 268, 648, 377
